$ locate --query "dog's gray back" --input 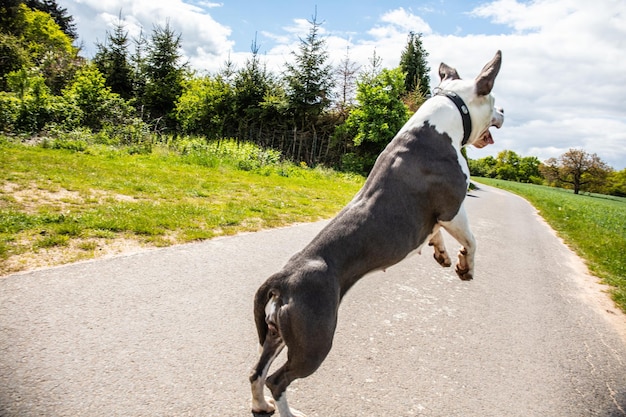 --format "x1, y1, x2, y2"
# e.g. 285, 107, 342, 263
286, 120, 467, 297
